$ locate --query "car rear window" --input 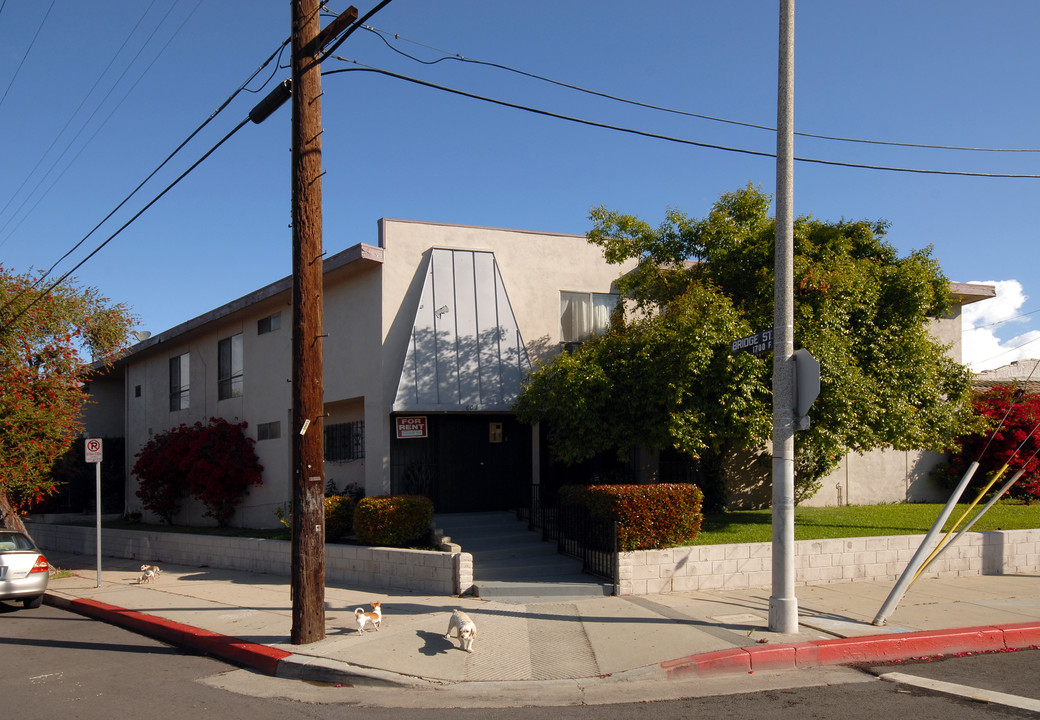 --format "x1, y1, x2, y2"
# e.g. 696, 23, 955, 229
0, 533, 35, 551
